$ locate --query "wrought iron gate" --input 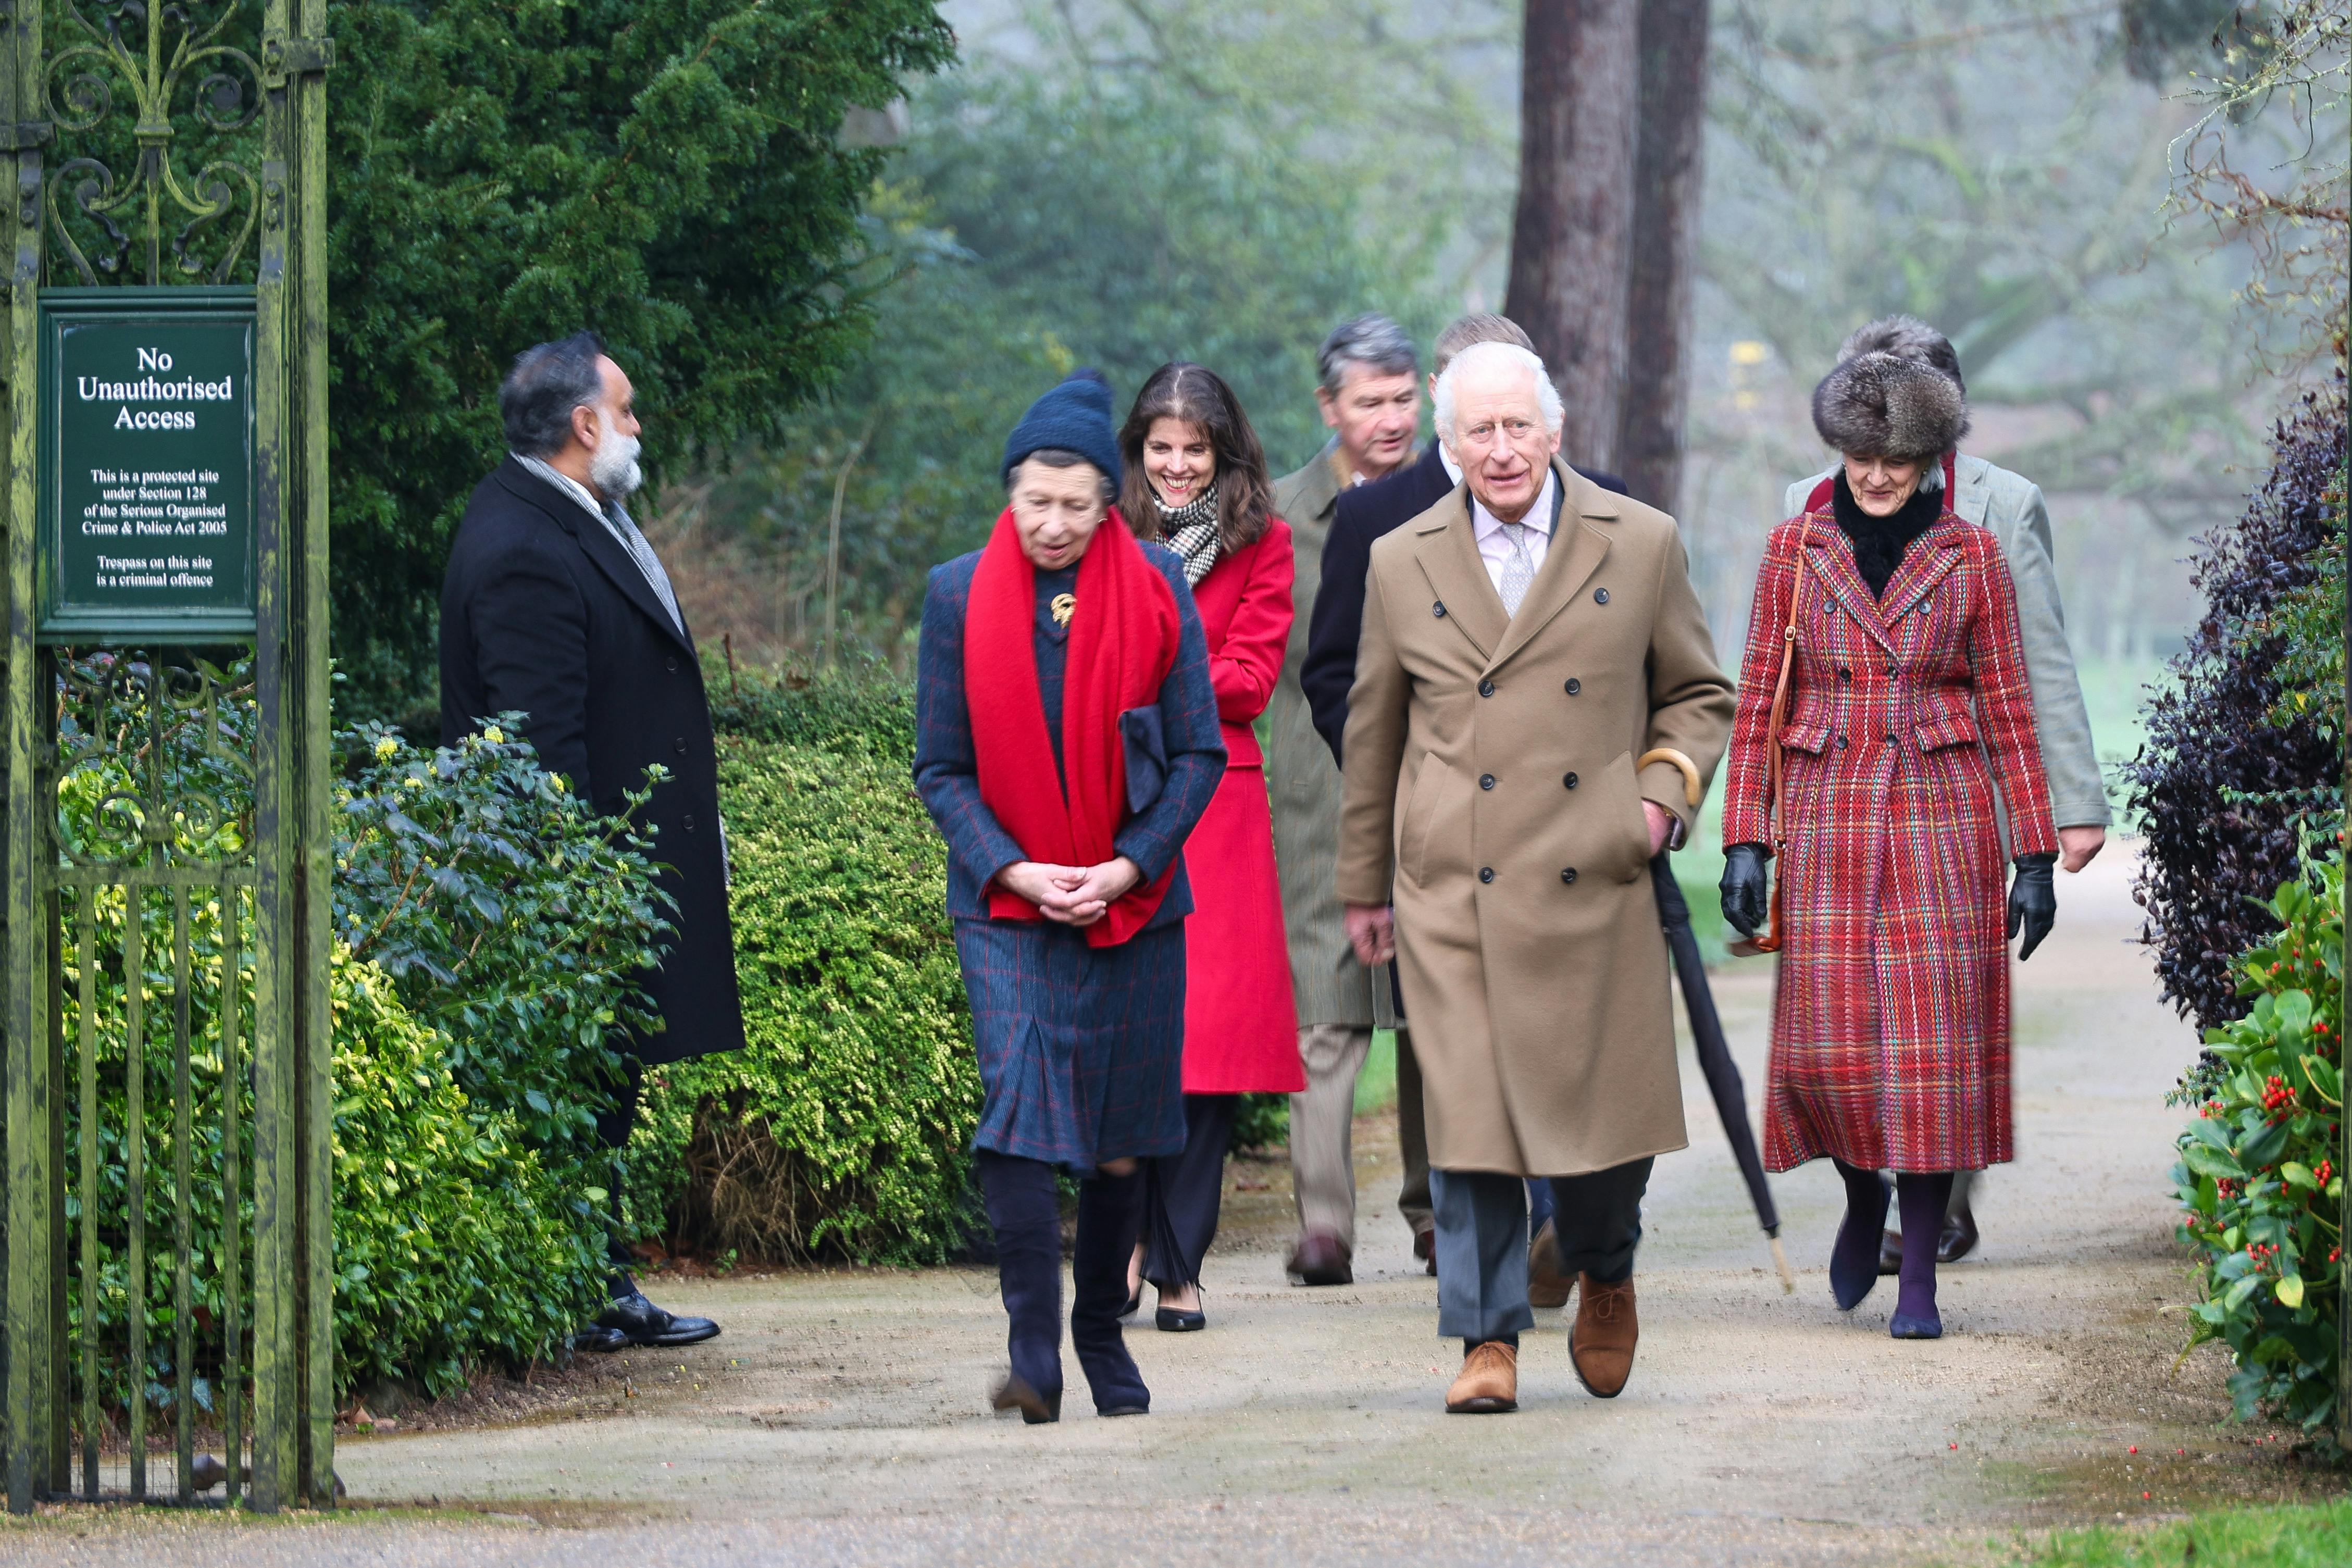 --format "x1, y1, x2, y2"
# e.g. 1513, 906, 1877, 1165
0, 0, 332, 1512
